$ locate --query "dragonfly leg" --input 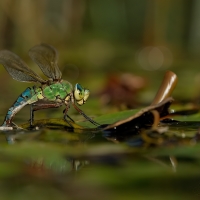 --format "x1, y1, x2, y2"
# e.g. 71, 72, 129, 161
30, 104, 34, 126
72, 103, 100, 126
30, 102, 62, 126
63, 106, 74, 127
